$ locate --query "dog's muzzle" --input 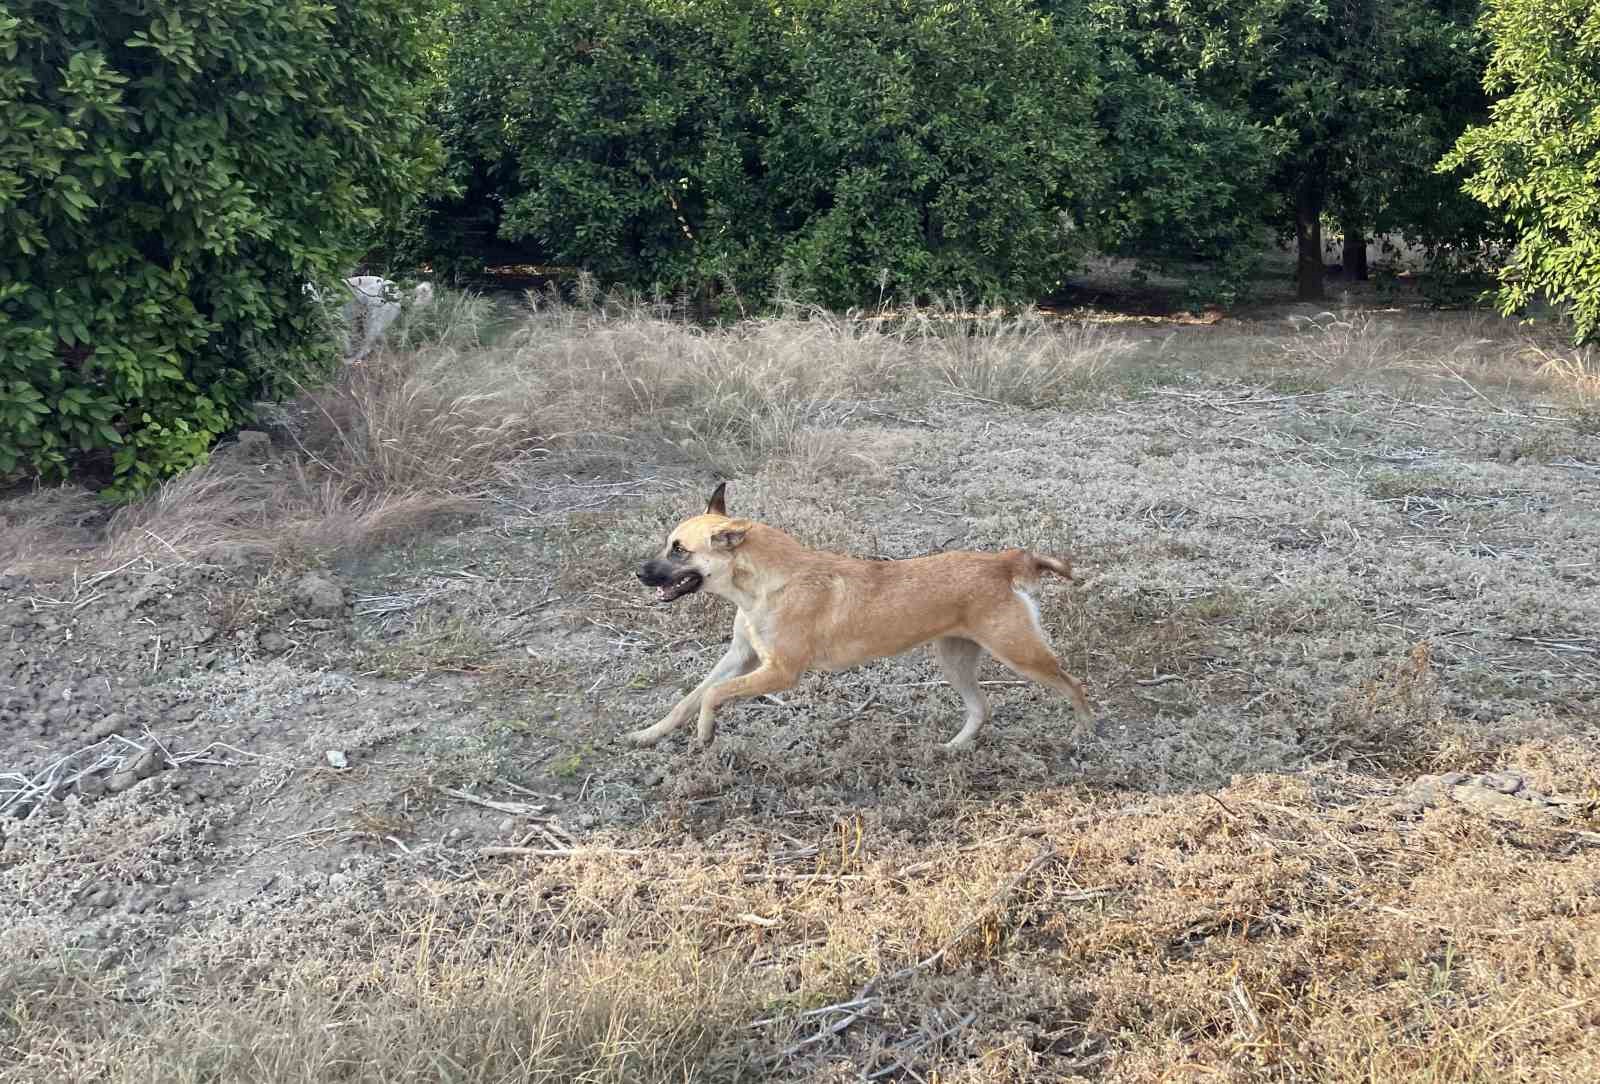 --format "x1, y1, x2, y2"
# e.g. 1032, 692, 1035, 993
637, 560, 703, 603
